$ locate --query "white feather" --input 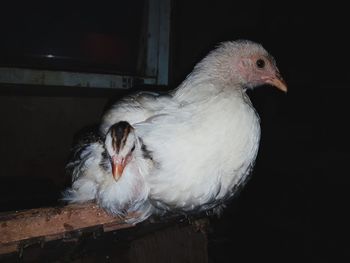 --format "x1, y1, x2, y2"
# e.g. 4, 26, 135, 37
96, 138, 154, 223
64, 135, 154, 223
63, 143, 106, 202
135, 88, 260, 210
